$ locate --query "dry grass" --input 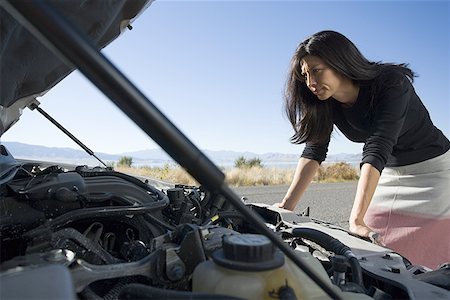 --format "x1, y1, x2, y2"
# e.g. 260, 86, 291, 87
115, 162, 358, 187
316, 162, 360, 182
225, 167, 295, 187
116, 164, 199, 185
